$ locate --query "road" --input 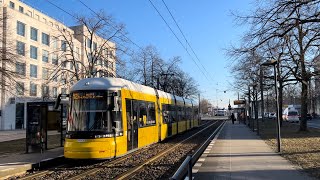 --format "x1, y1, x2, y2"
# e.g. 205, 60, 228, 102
307, 118, 320, 129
